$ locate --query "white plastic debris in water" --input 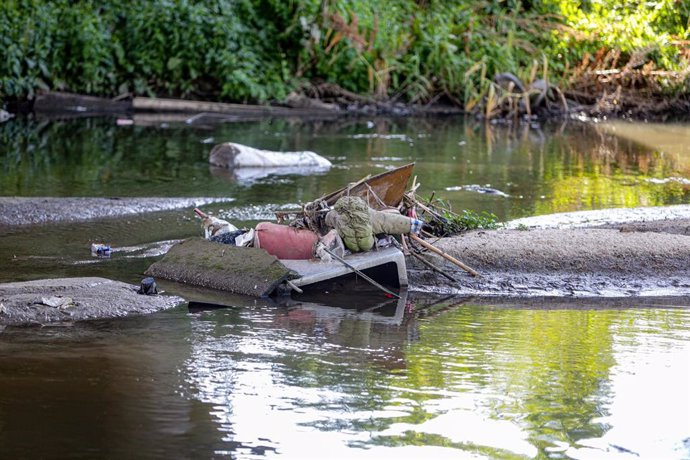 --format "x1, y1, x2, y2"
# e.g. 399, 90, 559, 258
209, 142, 332, 169
445, 184, 510, 197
